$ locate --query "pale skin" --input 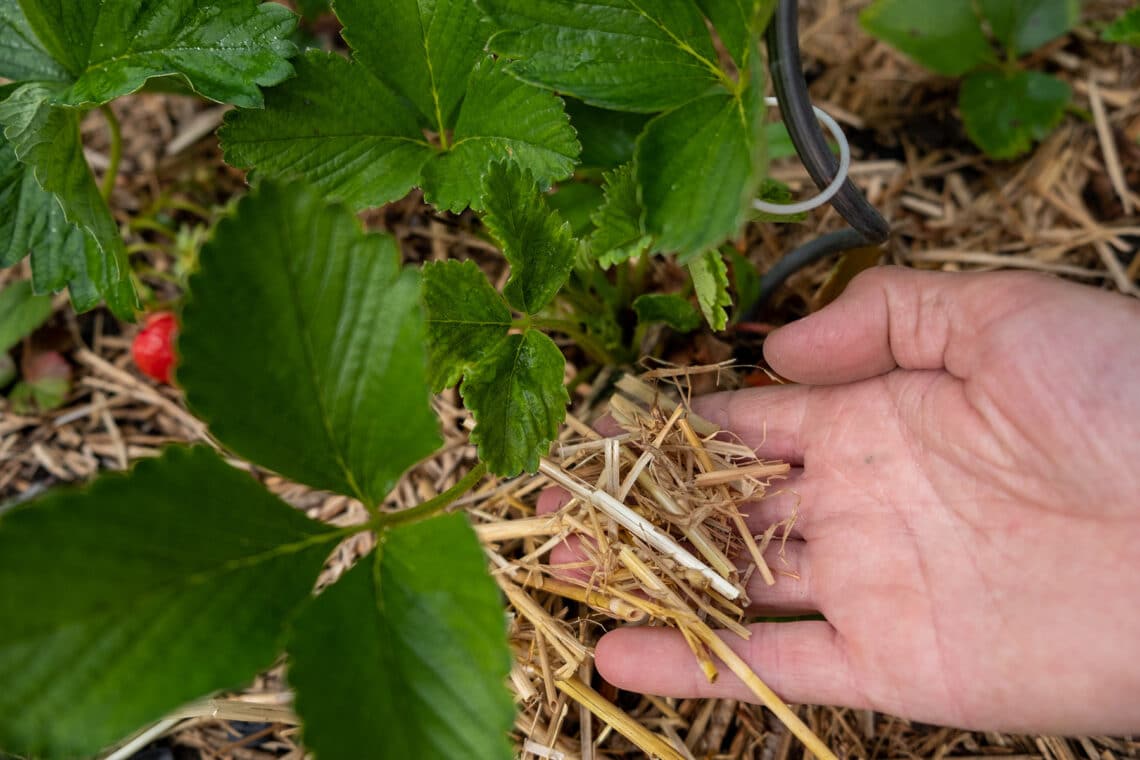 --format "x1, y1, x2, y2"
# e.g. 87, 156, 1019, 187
539, 266, 1140, 735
